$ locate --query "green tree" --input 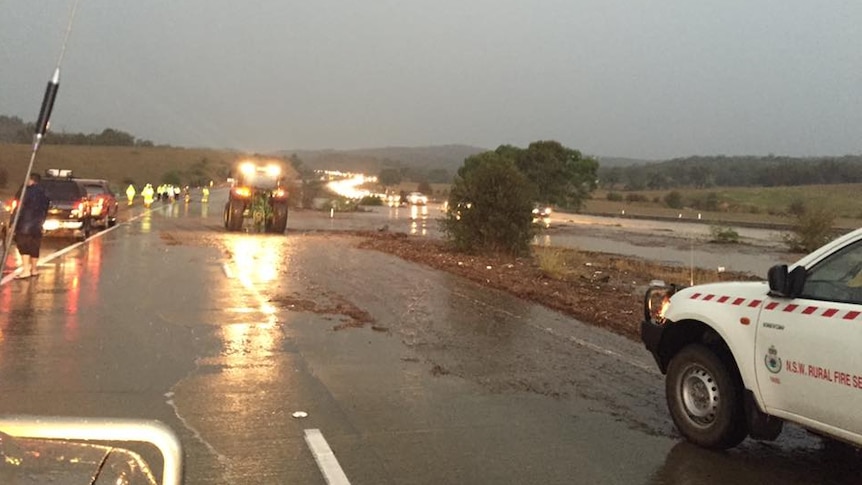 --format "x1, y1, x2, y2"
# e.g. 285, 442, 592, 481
161, 170, 182, 186
442, 151, 536, 255
288, 153, 313, 179
426, 168, 451, 184
602, 167, 621, 189
664, 191, 683, 209
506, 140, 598, 211
378, 168, 402, 187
